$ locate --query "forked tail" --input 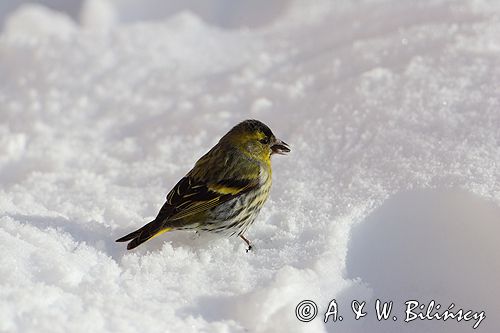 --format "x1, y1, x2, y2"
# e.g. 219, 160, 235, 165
116, 220, 171, 250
